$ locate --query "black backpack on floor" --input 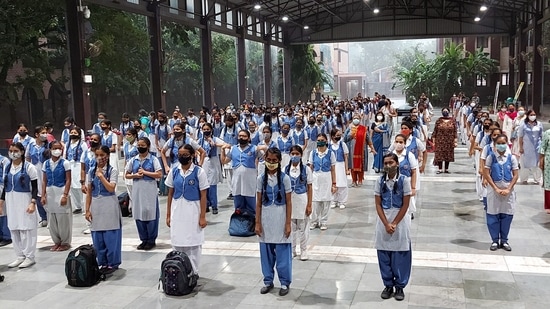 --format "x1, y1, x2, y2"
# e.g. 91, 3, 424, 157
118, 192, 131, 217
65, 244, 105, 287
159, 250, 198, 296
